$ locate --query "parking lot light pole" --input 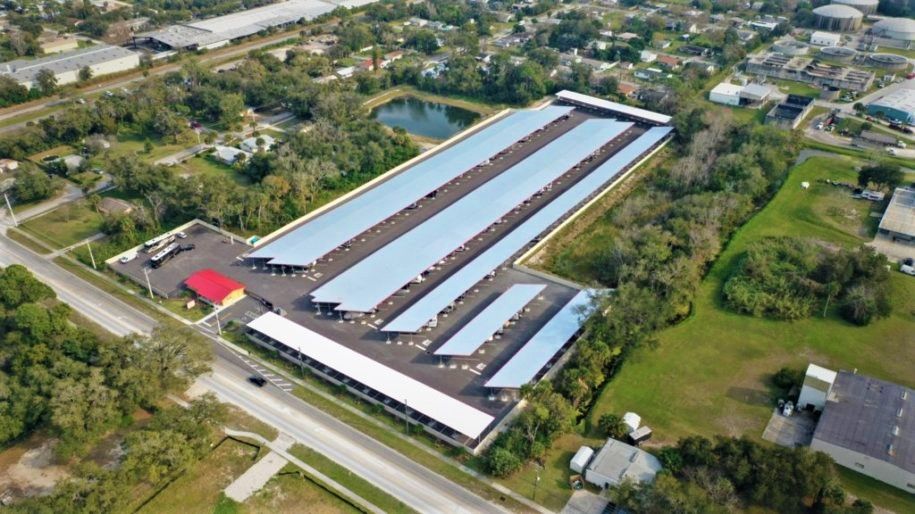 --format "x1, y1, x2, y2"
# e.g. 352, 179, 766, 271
85, 241, 97, 269
143, 267, 154, 299
215, 309, 222, 335
3, 193, 17, 226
